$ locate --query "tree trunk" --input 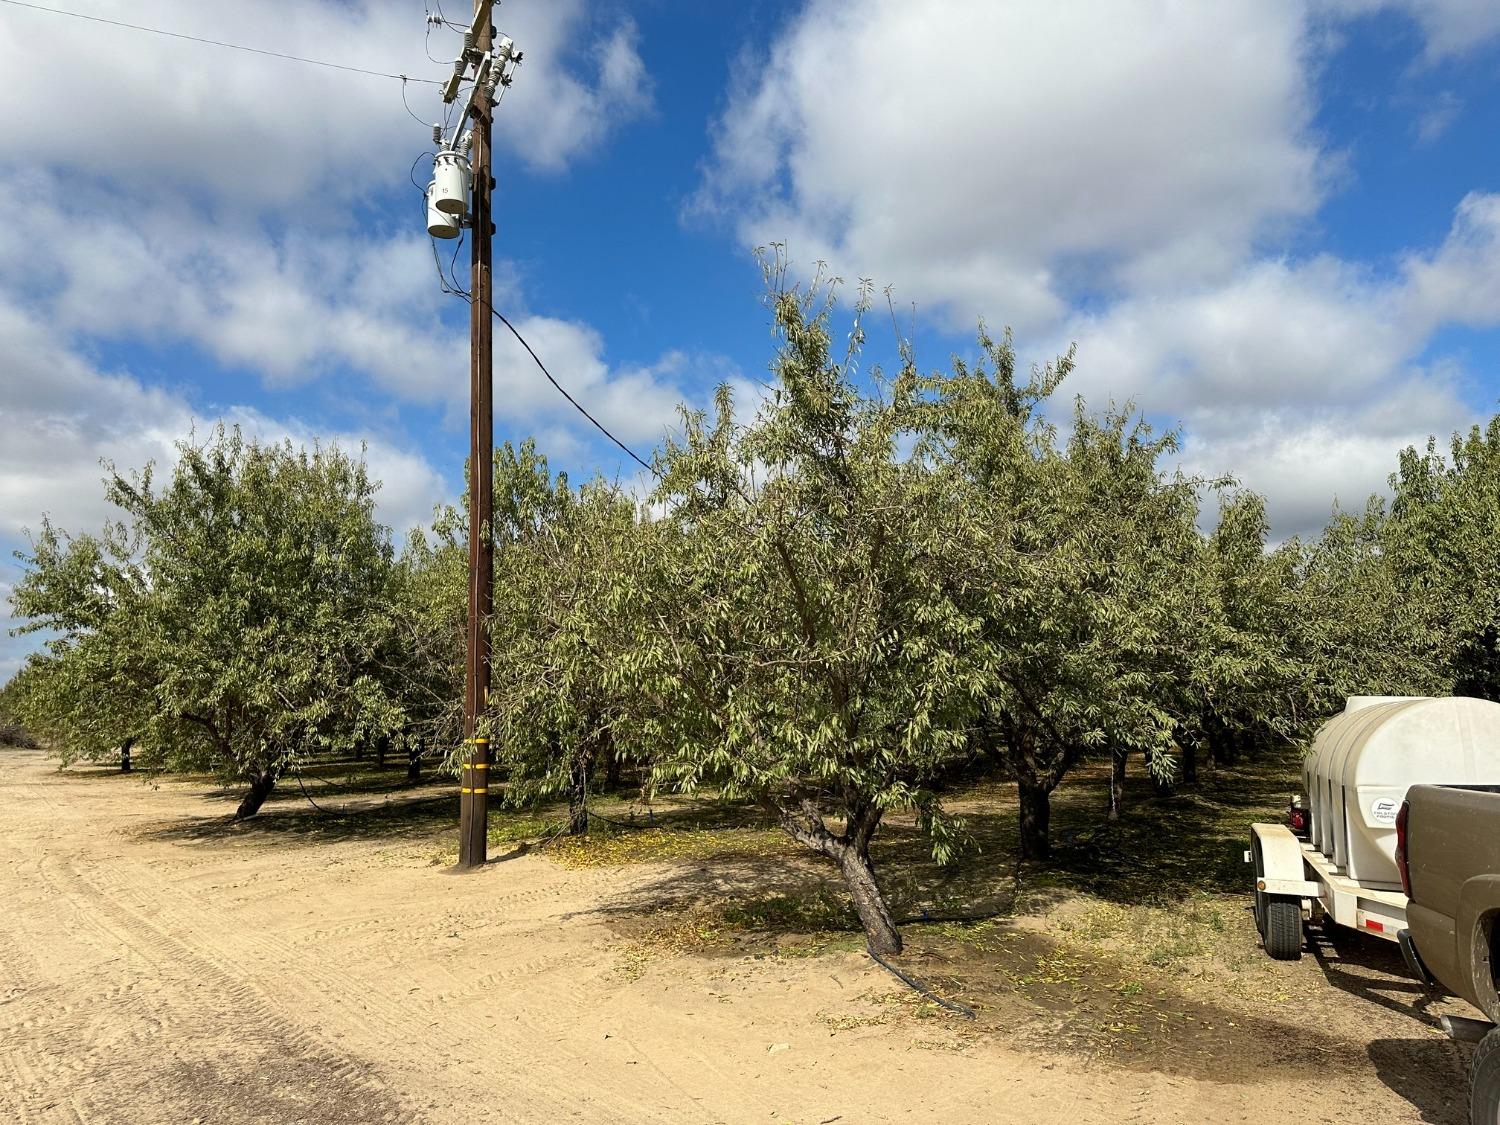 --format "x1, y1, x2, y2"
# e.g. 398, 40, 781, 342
604, 729, 622, 789
1018, 778, 1053, 860
1108, 748, 1126, 821
120, 737, 133, 774
837, 841, 902, 955
406, 736, 422, 783
1152, 754, 1176, 797
778, 799, 901, 955
1181, 741, 1198, 784
234, 763, 281, 820
376, 733, 389, 769
566, 742, 589, 835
